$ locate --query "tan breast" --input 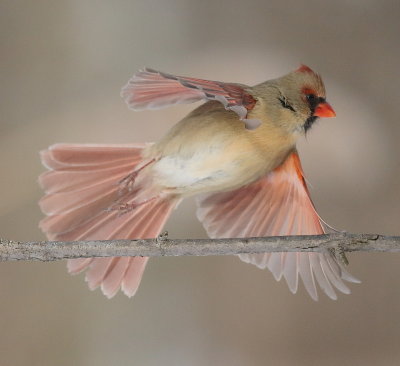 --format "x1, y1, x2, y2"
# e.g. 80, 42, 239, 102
144, 101, 297, 196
